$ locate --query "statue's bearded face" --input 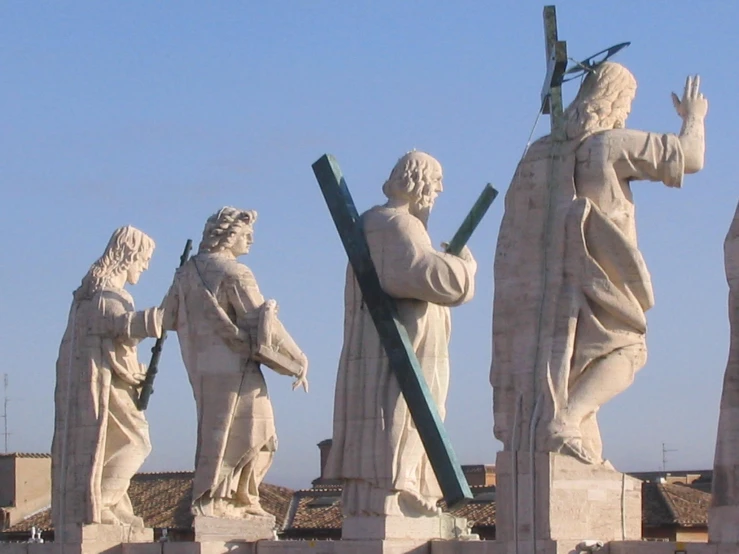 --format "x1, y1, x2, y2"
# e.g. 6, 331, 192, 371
127, 251, 152, 285
410, 163, 443, 223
